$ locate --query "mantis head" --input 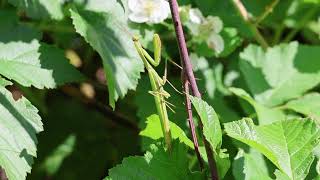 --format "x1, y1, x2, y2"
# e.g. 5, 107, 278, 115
132, 35, 140, 42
